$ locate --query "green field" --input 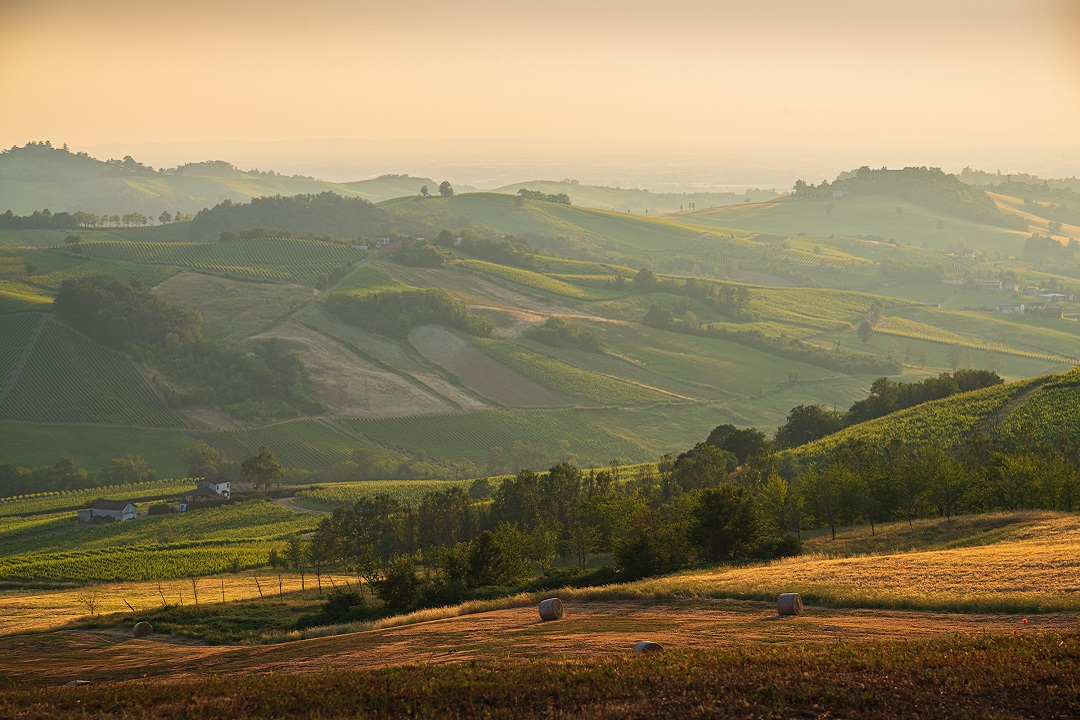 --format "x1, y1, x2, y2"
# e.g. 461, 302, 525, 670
0, 423, 194, 475
333, 264, 400, 293
0, 317, 182, 427
63, 238, 365, 286
682, 195, 1028, 256
294, 478, 487, 507
204, 419, 363, 470
0, 501, 317, 582
474, 338, 674, 406
341, 409, 654, 474
457, 259, 590, 298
